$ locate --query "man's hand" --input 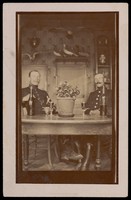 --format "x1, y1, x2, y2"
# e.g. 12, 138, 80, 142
22, 94, 36, 102
22, 107, 28, 116
22, 94, 30, 102
90, 109, 100, 116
